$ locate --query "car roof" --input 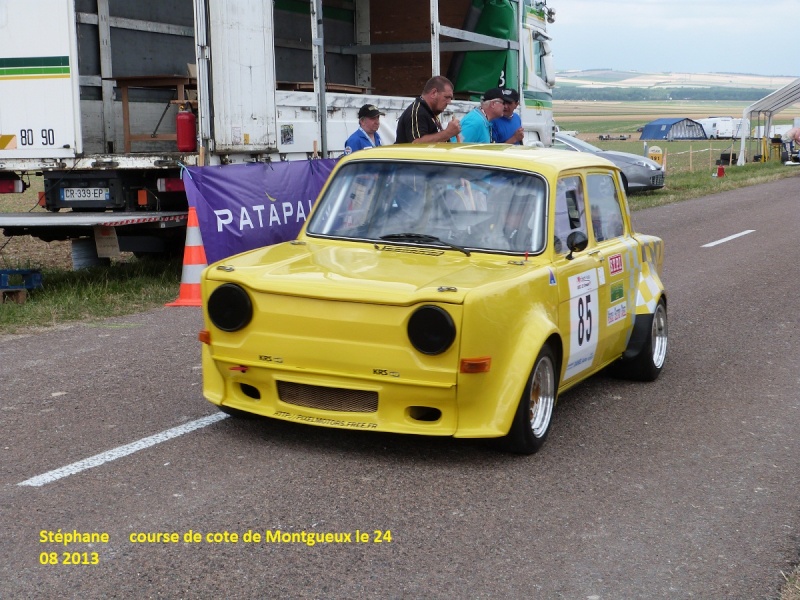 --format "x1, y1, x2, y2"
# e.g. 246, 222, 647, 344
339, 143, 619, 178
